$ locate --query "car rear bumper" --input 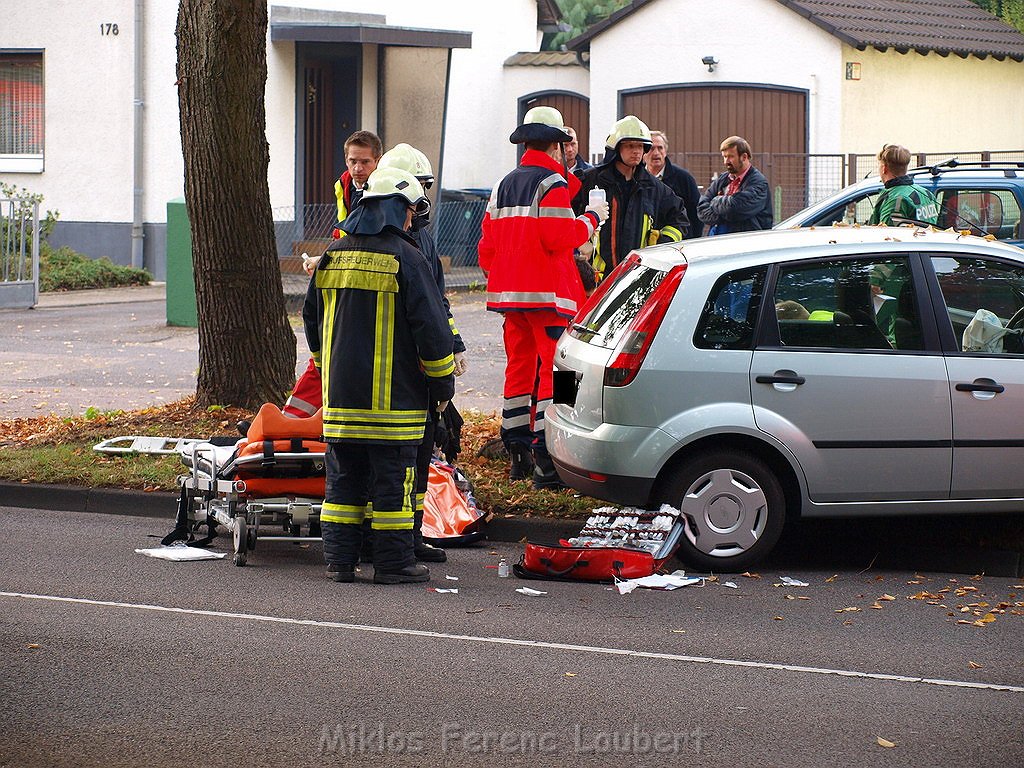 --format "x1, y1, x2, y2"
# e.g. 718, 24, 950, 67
550, 455, 655, 506
546, 406, 679, 506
